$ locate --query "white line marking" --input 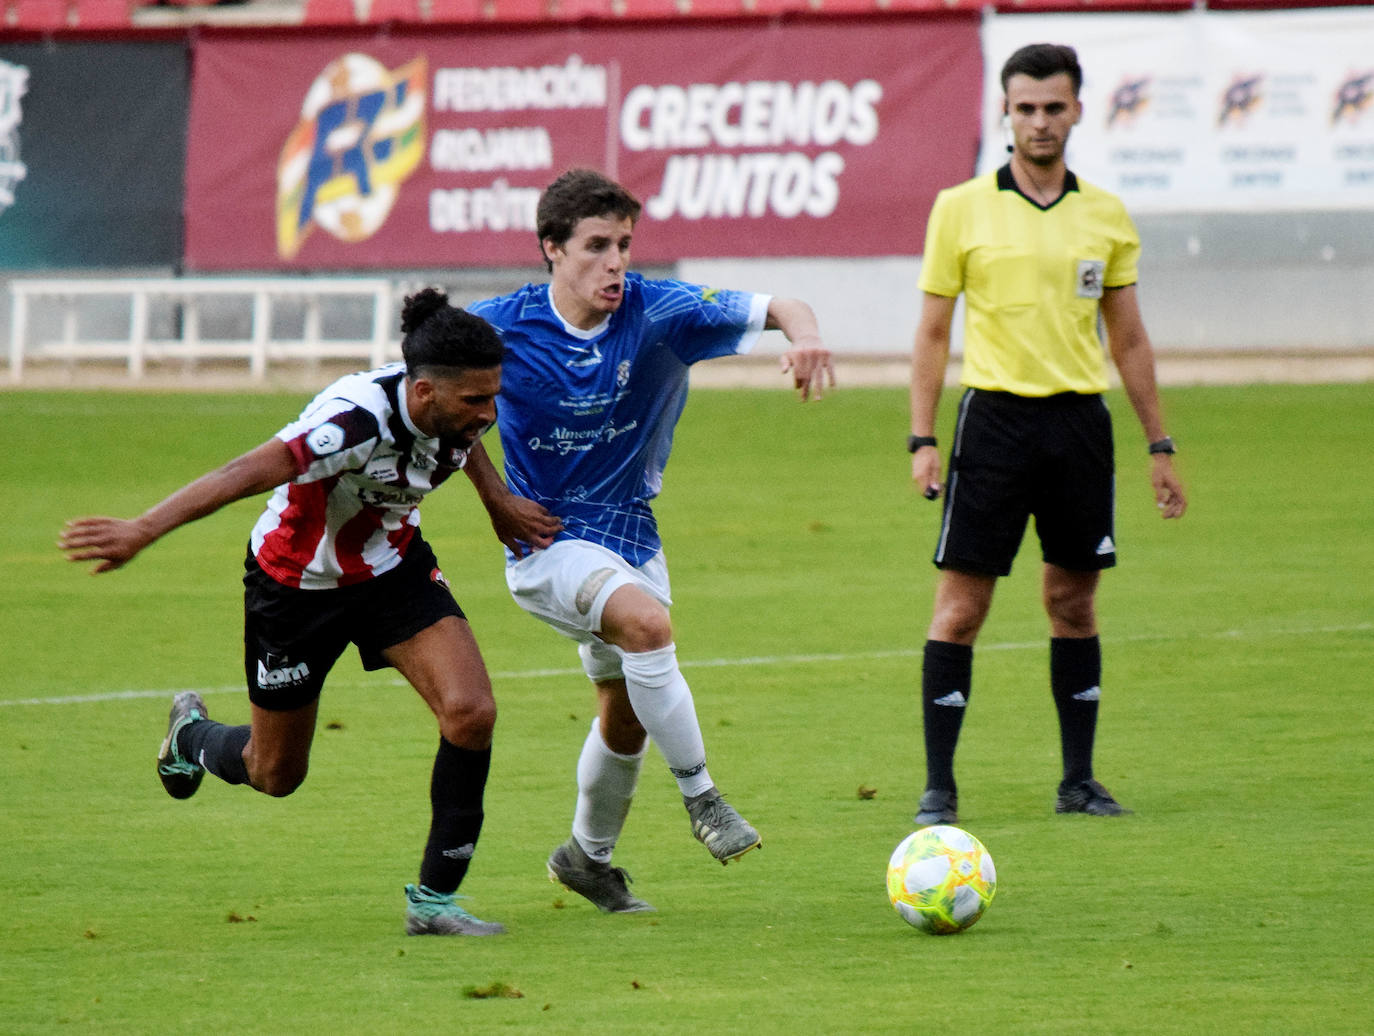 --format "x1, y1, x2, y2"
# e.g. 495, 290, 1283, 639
3, 623, 1369, 708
